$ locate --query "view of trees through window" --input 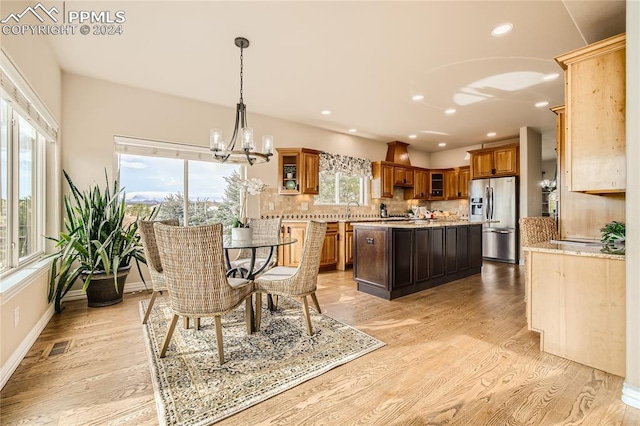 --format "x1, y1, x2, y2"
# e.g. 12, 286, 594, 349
316, 171, 364, 204
118, 153, 242, 228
